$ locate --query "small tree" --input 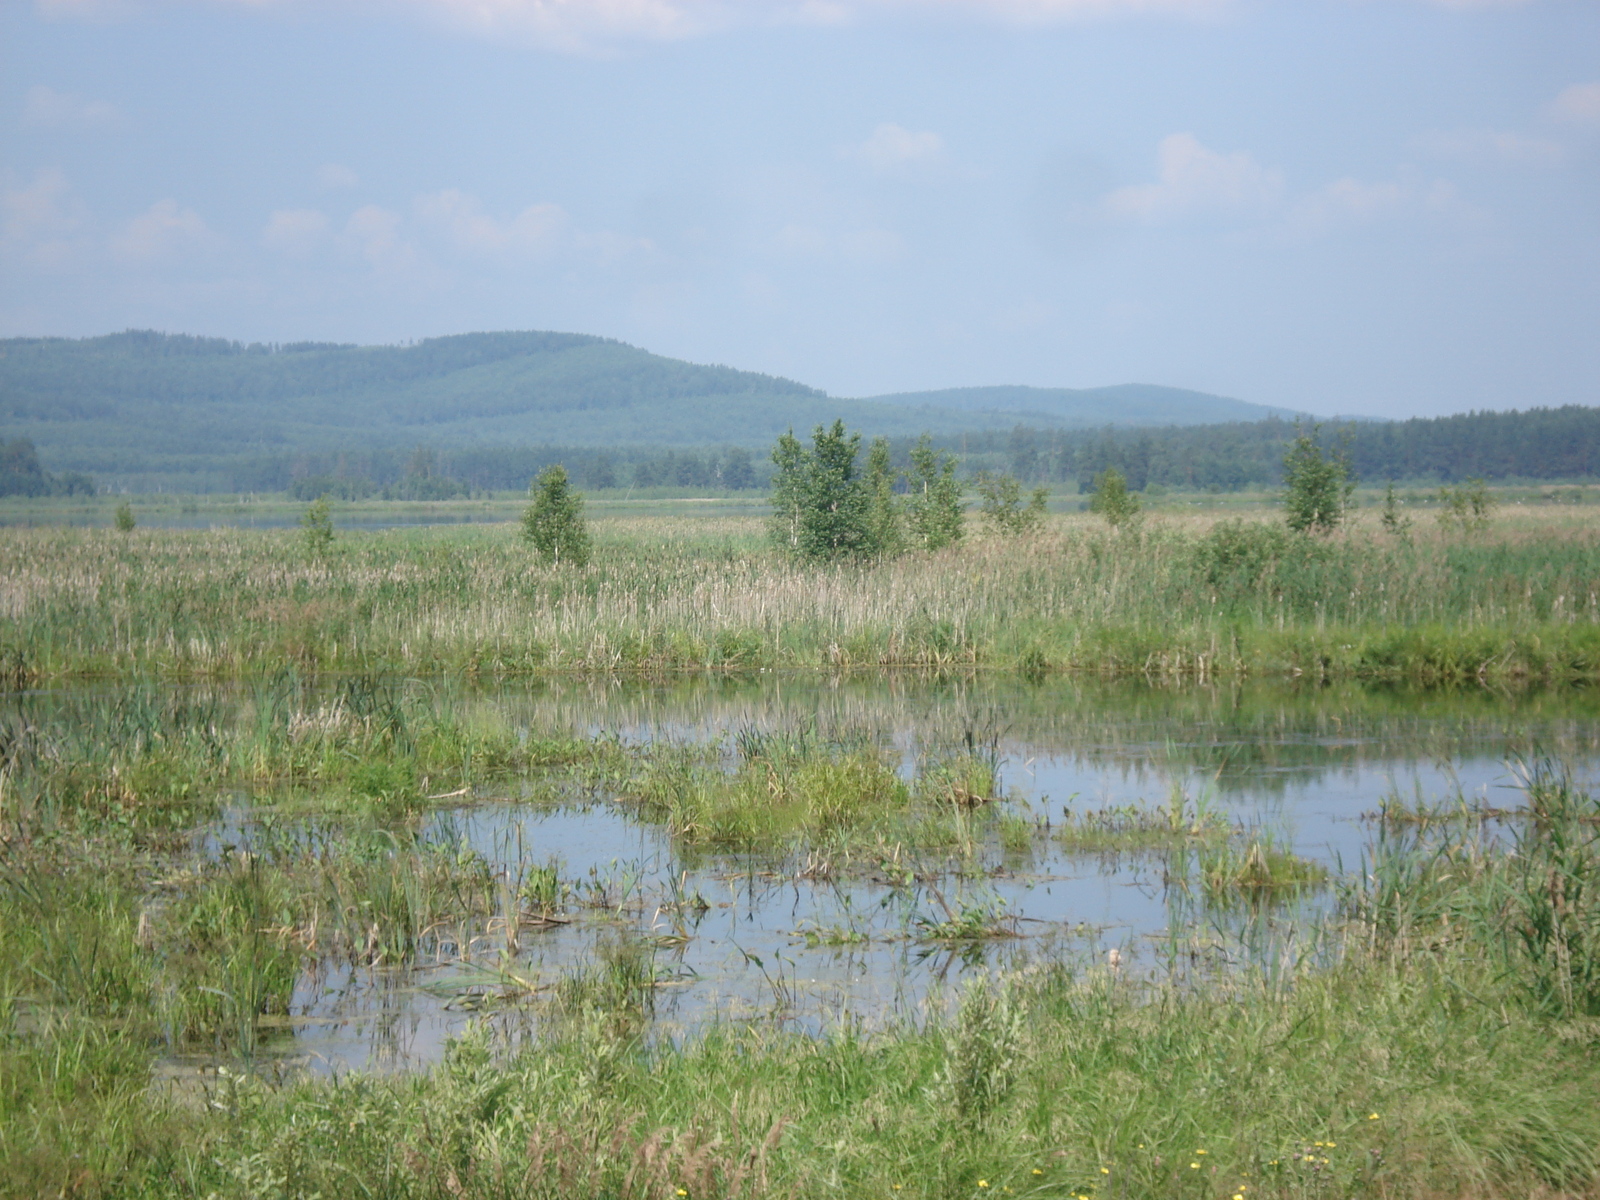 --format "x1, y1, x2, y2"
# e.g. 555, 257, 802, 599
904, 434, 965, 551
864, 436, 904, 558
1437, 478, 1493, 533
1379, 482, 1412, 535
1282, 424, 1354, 534
523, 465, 591, 566
768, 431, 808, 555
1088, 467, 1140, 527
113, 500, 136, 533
975, 472, 1047, 536
300, 495, 334, 555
